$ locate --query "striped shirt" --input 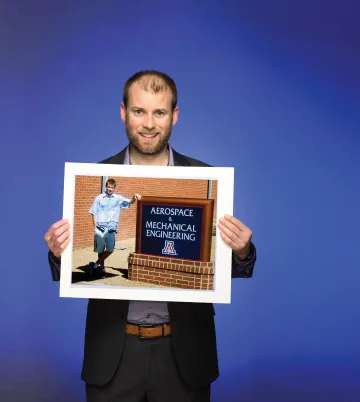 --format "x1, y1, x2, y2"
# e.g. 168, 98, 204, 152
89, 193, 130, 232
